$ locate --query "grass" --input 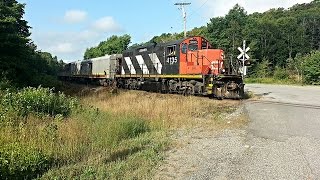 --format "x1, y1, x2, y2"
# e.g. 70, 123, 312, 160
1, 107, 163, 179
0, 86, 242, 179
83, 89, 240, 130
